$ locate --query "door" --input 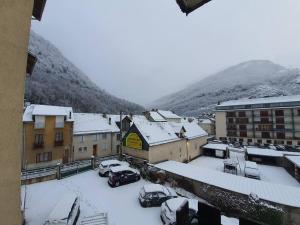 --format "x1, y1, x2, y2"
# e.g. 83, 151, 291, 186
93, 144, 98, 157
63, 149, 69, 163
